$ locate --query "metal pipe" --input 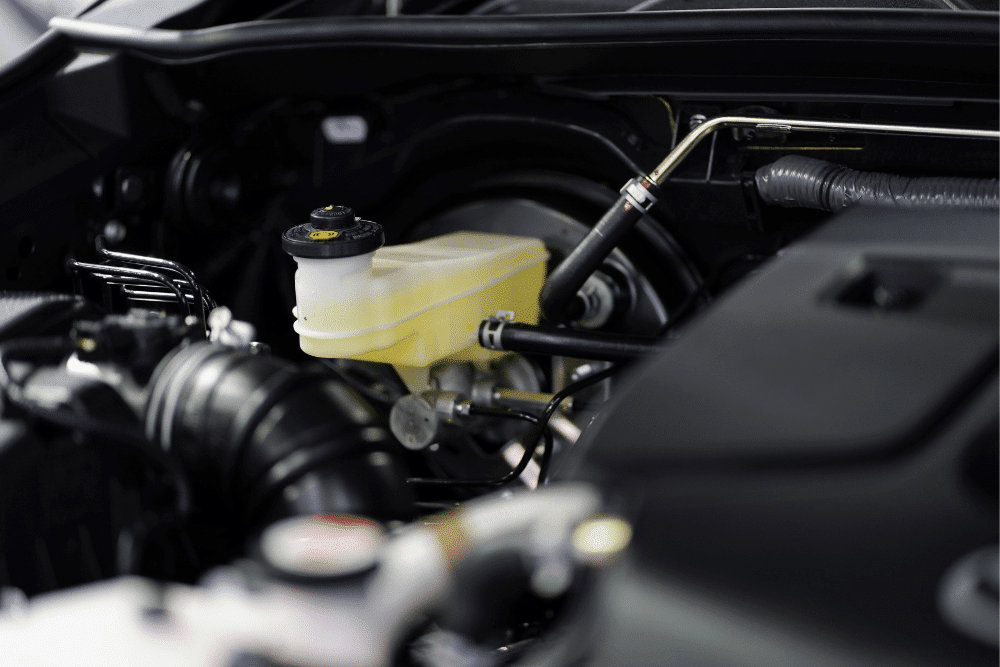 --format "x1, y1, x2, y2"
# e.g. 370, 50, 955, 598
648, 115, 999, 184
540, 114, 999, 322
96, 237, 211, 327
68, 261, 190, 314
492, 388, 573, 414
549, 412, 582, 444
